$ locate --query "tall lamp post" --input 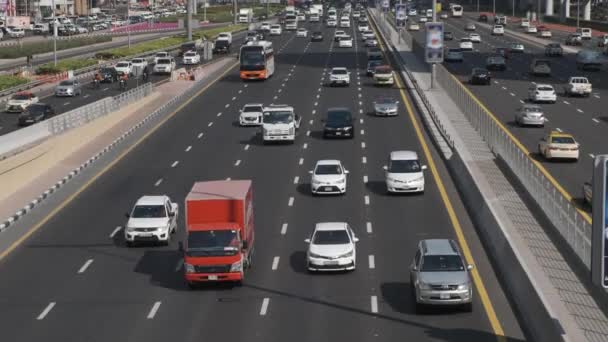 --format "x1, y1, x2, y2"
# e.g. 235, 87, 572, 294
127, 1, 131, 48
577, 0, 580, 27
52, 0, 57, 66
